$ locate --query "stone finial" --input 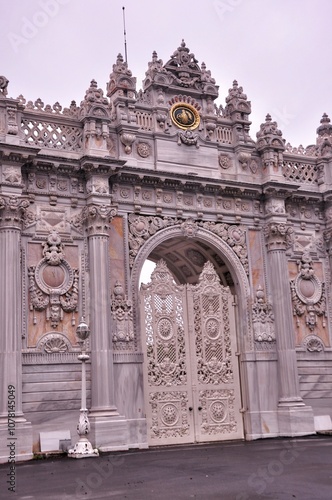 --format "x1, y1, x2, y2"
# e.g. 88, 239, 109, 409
0, 76, 9, 97
317, 113, 332, 136
169, 39, 199, 68
106, 53, 136, 98
316, 113, 332, 156
225, 80, 247, 103
224, 80, 251, 120
256, 114, 285, 153
80, 79, 109, 117
81, 79, 108, 106
112, 53, 132, 76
